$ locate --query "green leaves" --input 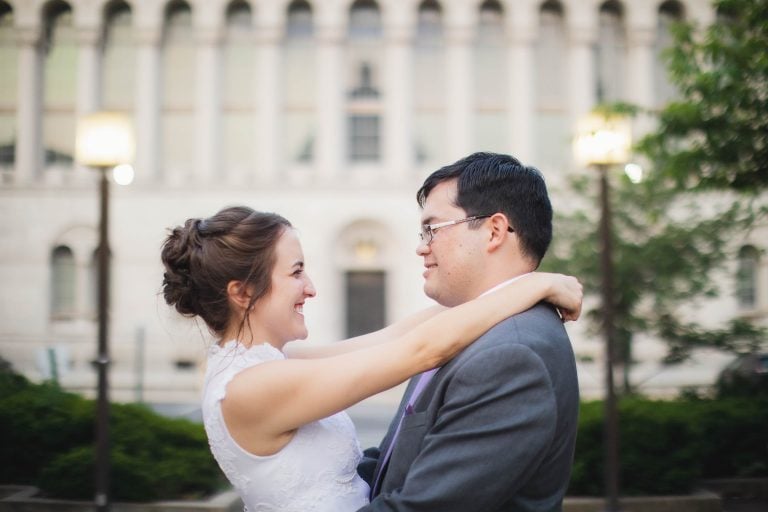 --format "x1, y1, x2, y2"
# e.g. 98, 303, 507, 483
639, 0, 768, 194
546, 0, 768, 375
